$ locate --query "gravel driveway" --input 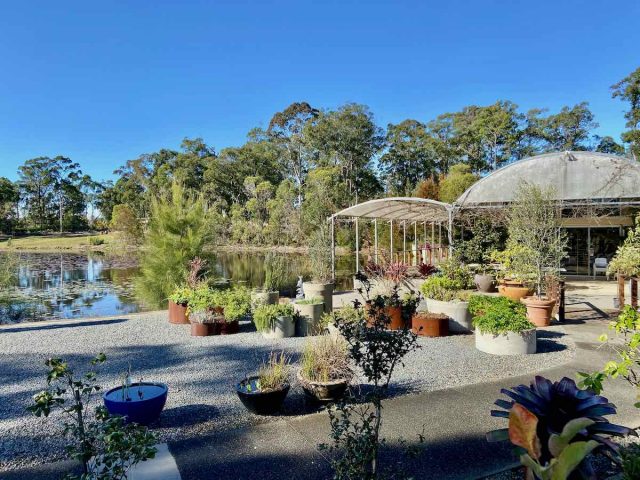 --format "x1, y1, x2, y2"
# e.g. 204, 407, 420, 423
0, 312, 575, 471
